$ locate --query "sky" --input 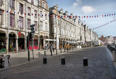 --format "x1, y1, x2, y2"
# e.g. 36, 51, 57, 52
47, 0, 116, 37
